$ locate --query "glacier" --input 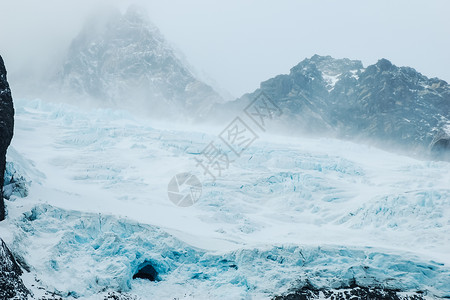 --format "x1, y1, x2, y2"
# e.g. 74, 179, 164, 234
0, 98, 449, 299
